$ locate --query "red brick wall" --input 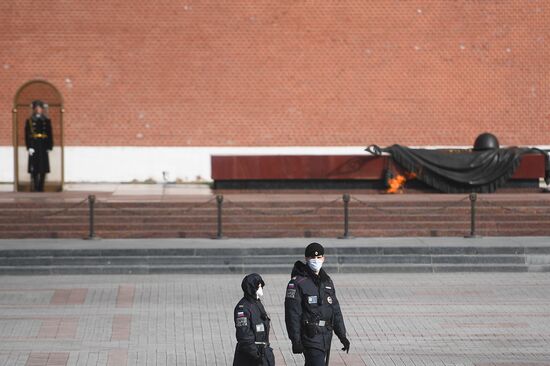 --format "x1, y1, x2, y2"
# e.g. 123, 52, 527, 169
1, 1, 548, 147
